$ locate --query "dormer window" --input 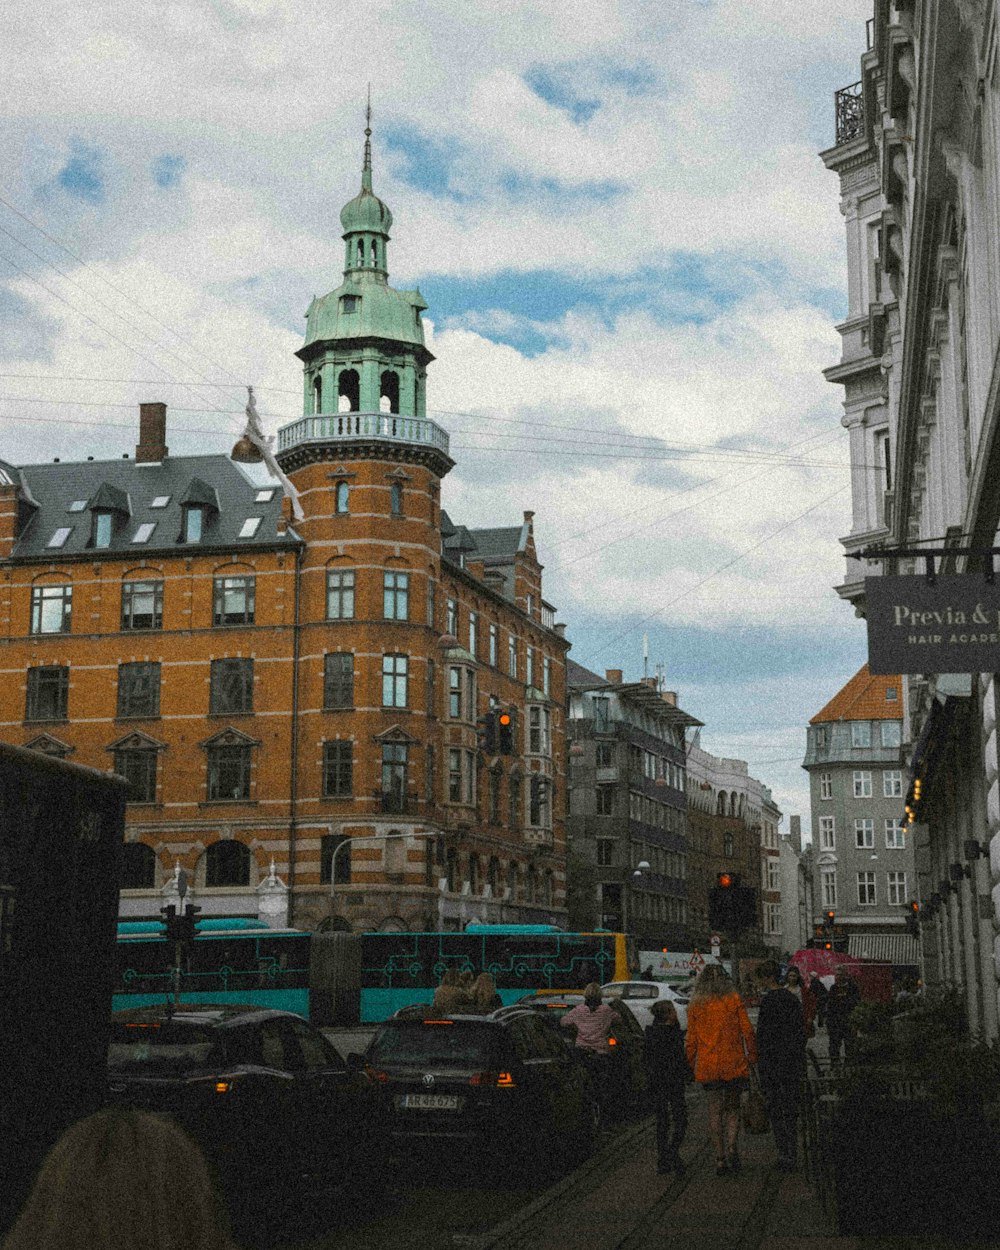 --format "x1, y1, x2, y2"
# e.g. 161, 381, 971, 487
341, 295, 359, 314
93, 511, 113, 548
183, 506, 204, 543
